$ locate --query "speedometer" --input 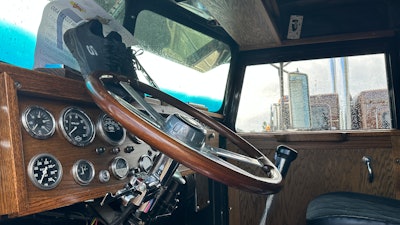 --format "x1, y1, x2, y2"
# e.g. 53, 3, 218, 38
59, 107, 95, 147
